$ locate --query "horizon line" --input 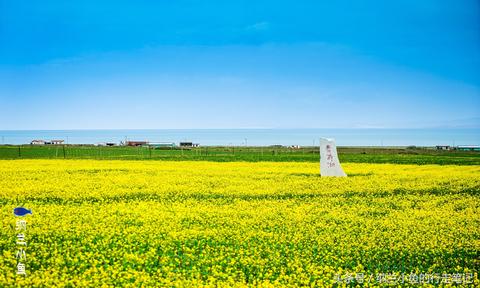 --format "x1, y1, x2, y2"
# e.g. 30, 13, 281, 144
1, 127, 479, 132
